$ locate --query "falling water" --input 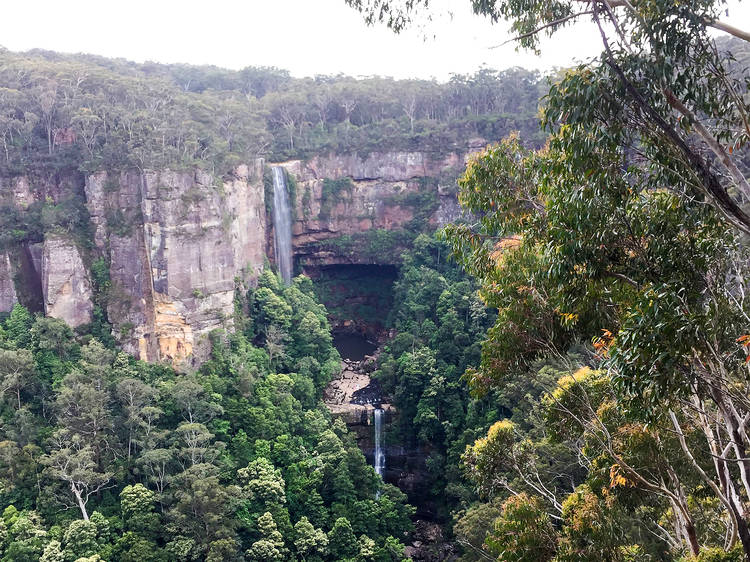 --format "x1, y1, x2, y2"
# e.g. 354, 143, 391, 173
272, 166, 293, 285
374, 408, 385, 479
